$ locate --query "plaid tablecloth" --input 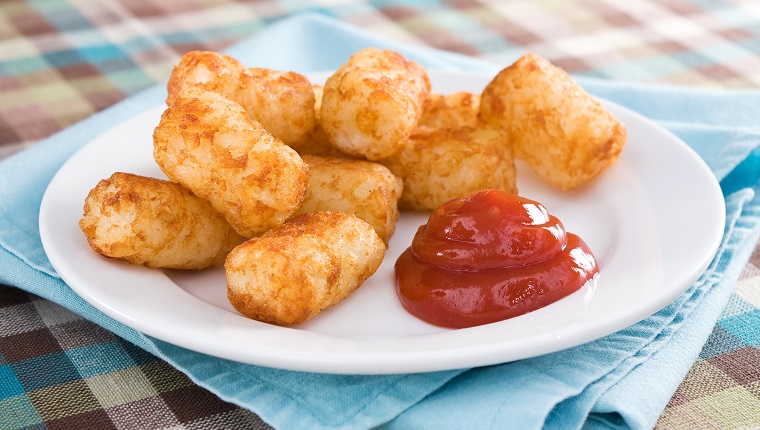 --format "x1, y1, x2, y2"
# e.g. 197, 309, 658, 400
2, 0, 759, 428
